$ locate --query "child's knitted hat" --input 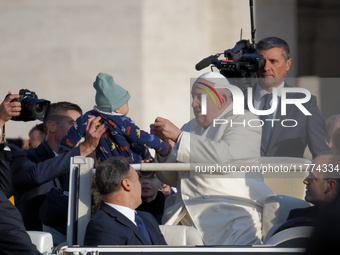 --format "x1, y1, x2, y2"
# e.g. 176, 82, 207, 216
93, 73, 130, 112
